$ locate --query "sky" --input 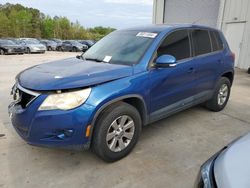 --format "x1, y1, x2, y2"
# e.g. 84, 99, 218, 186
1, 0, 154, 29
